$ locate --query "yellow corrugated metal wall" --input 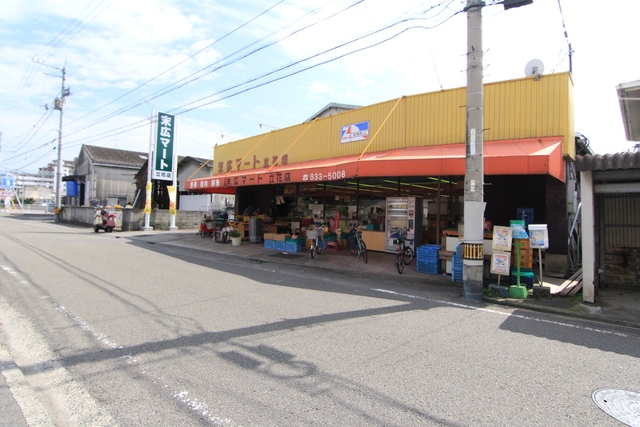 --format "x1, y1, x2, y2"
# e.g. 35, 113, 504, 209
213, 72, 574, 175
